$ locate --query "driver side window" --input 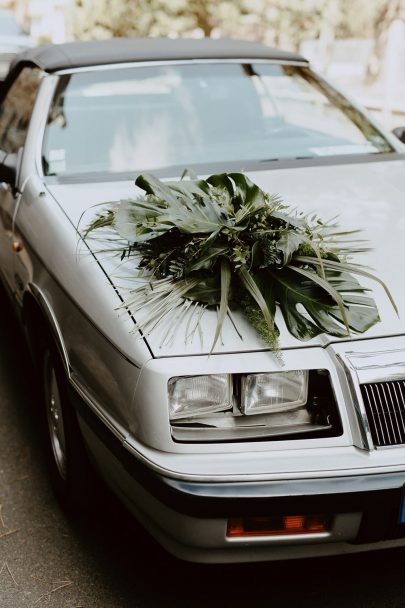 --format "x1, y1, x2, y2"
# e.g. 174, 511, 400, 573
0, 66, 42, 154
